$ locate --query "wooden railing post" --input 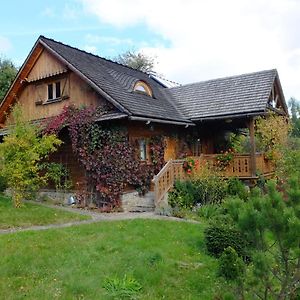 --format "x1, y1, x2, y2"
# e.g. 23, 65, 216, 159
248, 117, 257, 177
170, 160, 174, 187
